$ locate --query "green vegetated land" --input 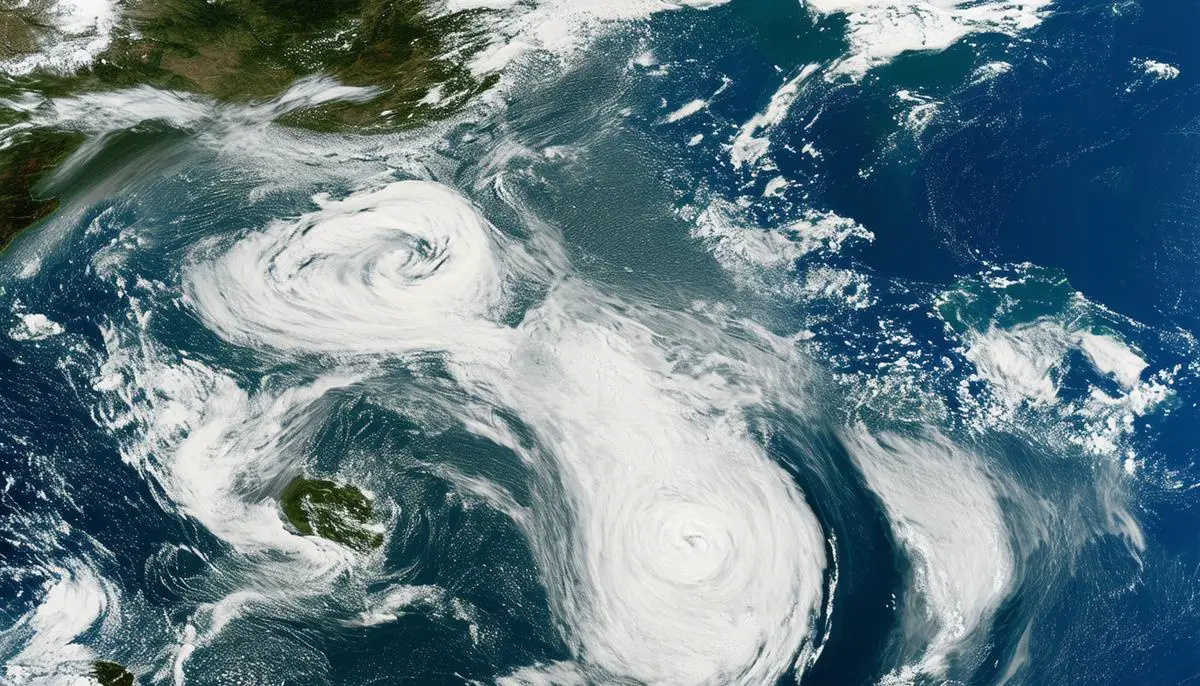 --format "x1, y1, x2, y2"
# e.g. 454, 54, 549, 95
0, 0, 499, 251
0, 128, 84, 252
91, 660, 135, 686
3, 0, 496, 122
280, 476, 384, 552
